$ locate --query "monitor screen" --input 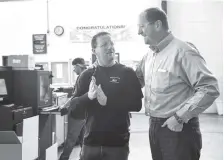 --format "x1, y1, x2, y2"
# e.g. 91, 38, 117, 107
39, 75, 51, 106
0, 79, 7, 95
